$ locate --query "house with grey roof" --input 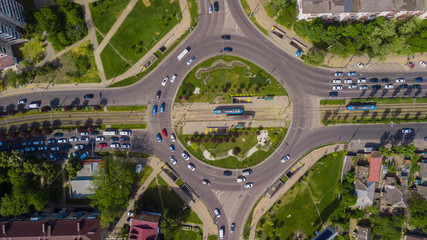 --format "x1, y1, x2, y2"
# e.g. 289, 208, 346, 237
69, 159, 102, 198
355, 225, 371, 240
298, 0, 427, 21
420, 161, 427, 185
355, 166, 375, 208
383, 177, 408, 209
